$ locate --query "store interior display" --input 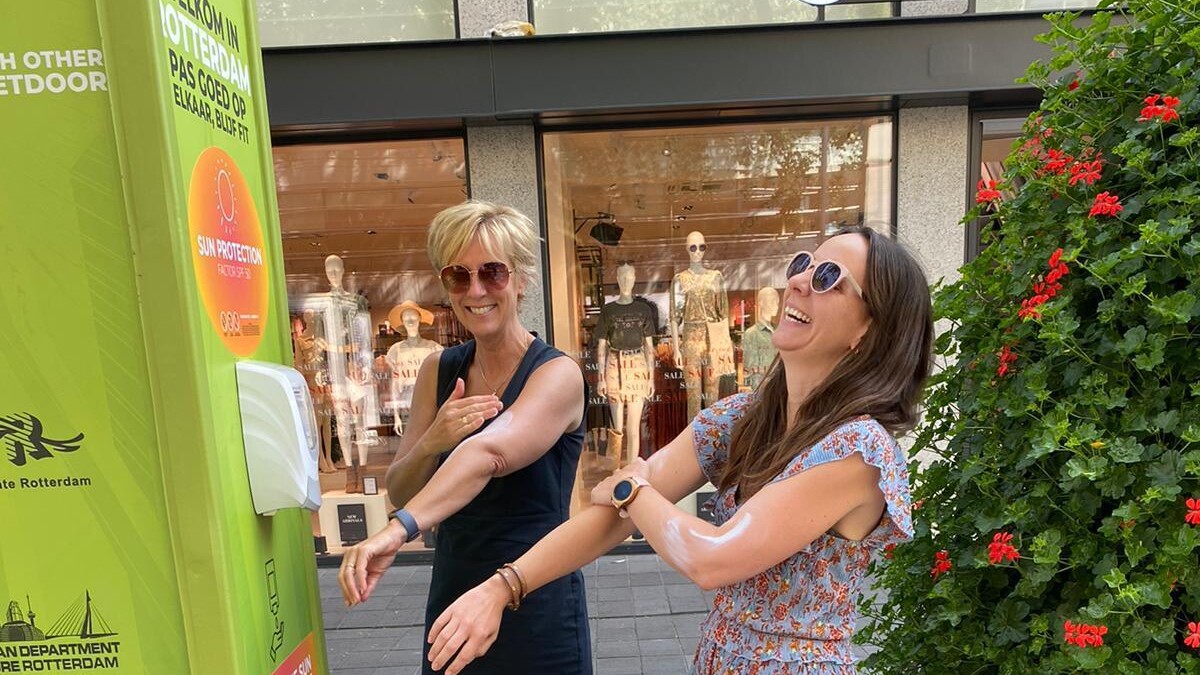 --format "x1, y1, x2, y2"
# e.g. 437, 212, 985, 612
669, 230, 735, 421
594, 263, 657, 467
542, 118, 894, 513
742, 287, 779, 389
383, 301, 443, 434
290, 254, 382, 494
275, 138, 469, 554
